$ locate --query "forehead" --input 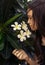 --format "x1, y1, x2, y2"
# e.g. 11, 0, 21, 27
27, 9, 33, 16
